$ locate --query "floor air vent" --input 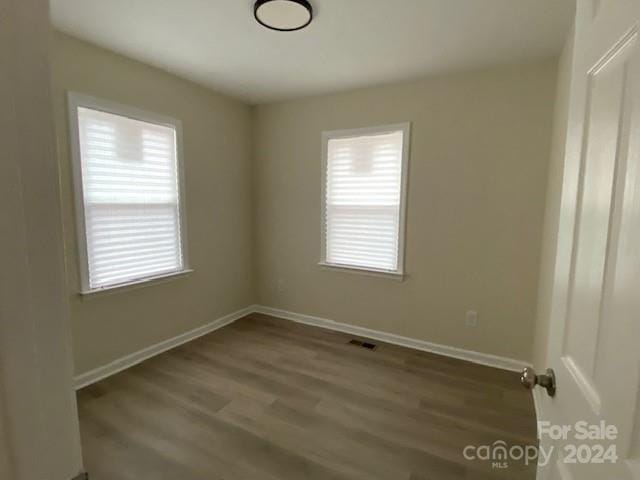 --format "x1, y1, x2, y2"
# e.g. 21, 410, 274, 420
348, 339, 377, 350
